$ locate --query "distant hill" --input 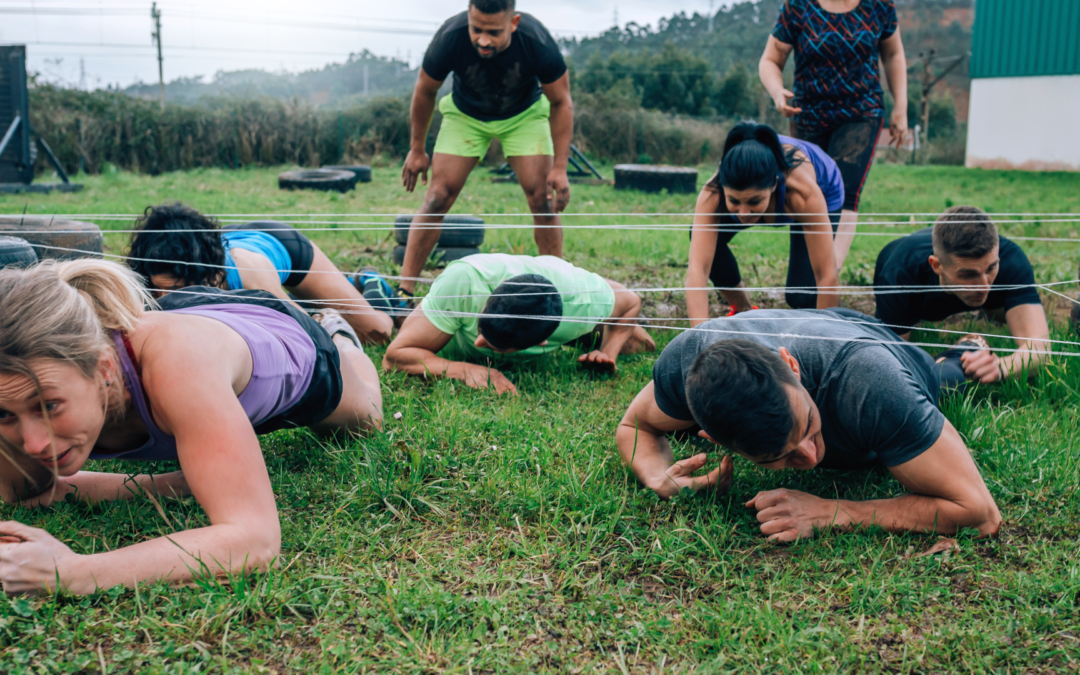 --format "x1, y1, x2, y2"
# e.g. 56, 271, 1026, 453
124, 50, 418, 108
